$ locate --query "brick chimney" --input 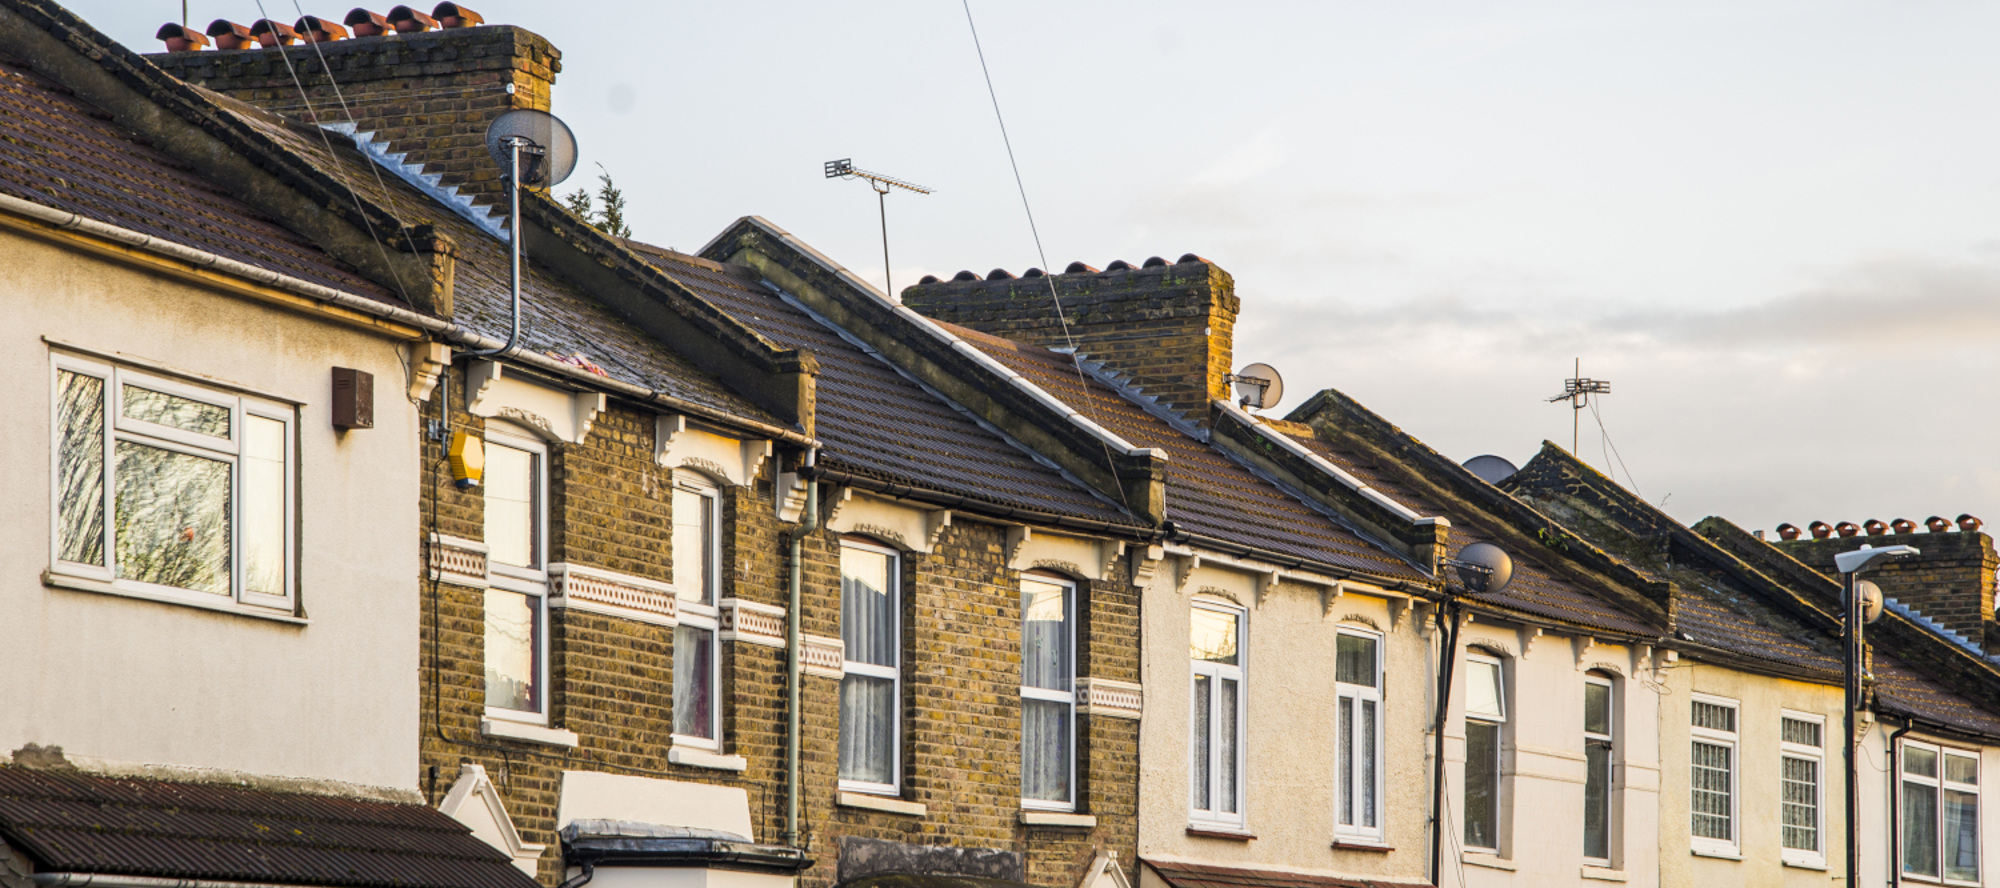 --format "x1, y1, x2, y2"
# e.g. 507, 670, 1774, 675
146, 23, 559, 201
903, 257, 1240, 424
1777, 525, 1999, 650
